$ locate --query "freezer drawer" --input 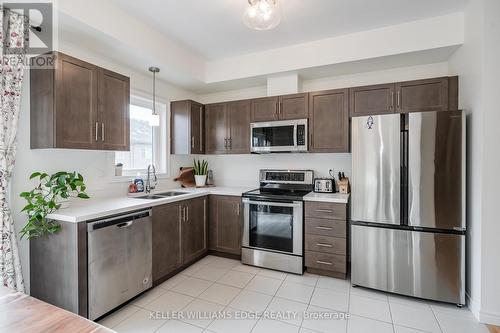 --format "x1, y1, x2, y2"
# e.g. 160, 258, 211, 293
351, 224, 465, 305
